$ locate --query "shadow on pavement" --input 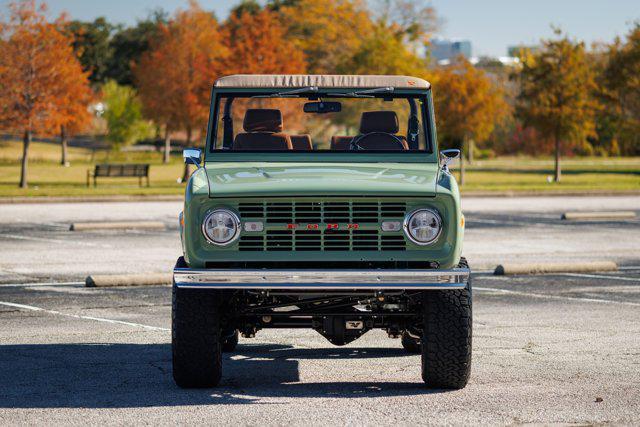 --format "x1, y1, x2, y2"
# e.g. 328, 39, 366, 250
0, 342, 443, 408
